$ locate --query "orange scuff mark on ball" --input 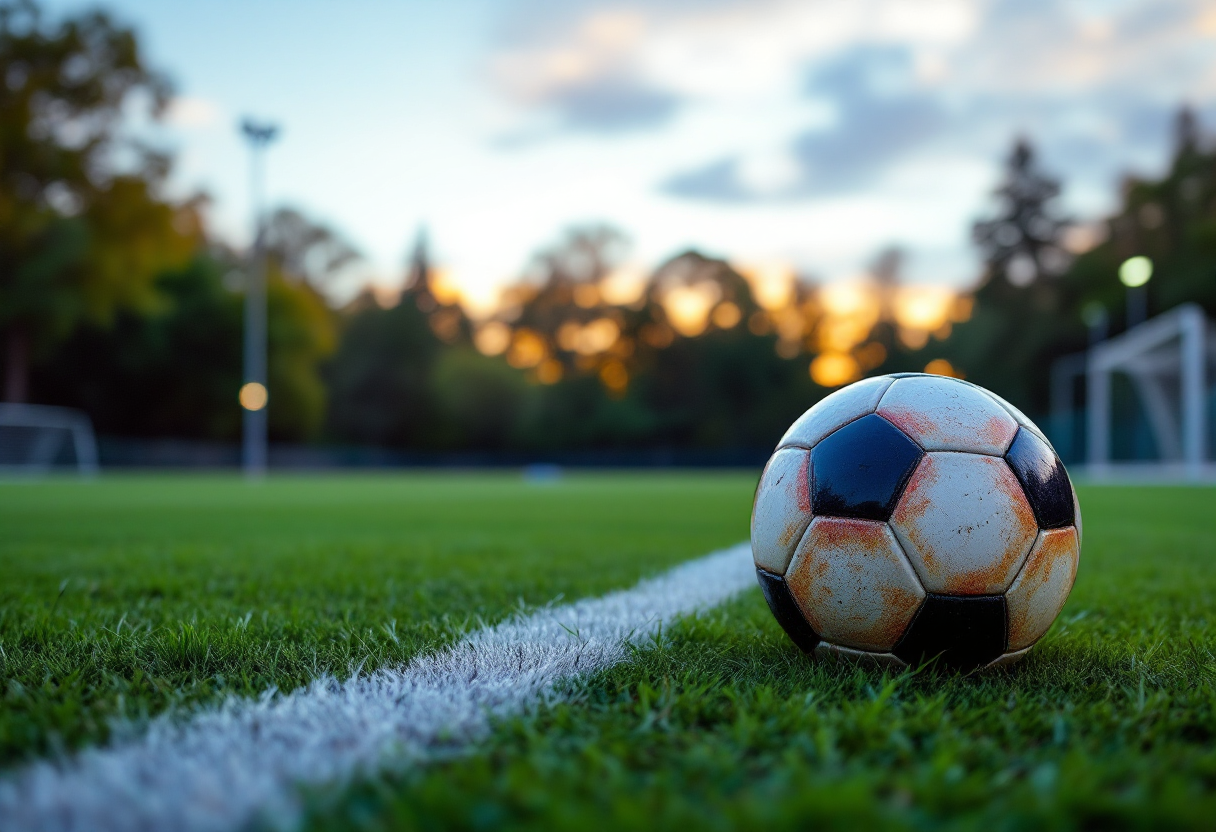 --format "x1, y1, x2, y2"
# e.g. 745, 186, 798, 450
1007, 526, 1079, 650
891, 457, 938, 573
877, 406, 936, 443
796, 451, 811, 513
938, 462, 1036, 594
980, 414, 1018, 453
790, 518, 923, 651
